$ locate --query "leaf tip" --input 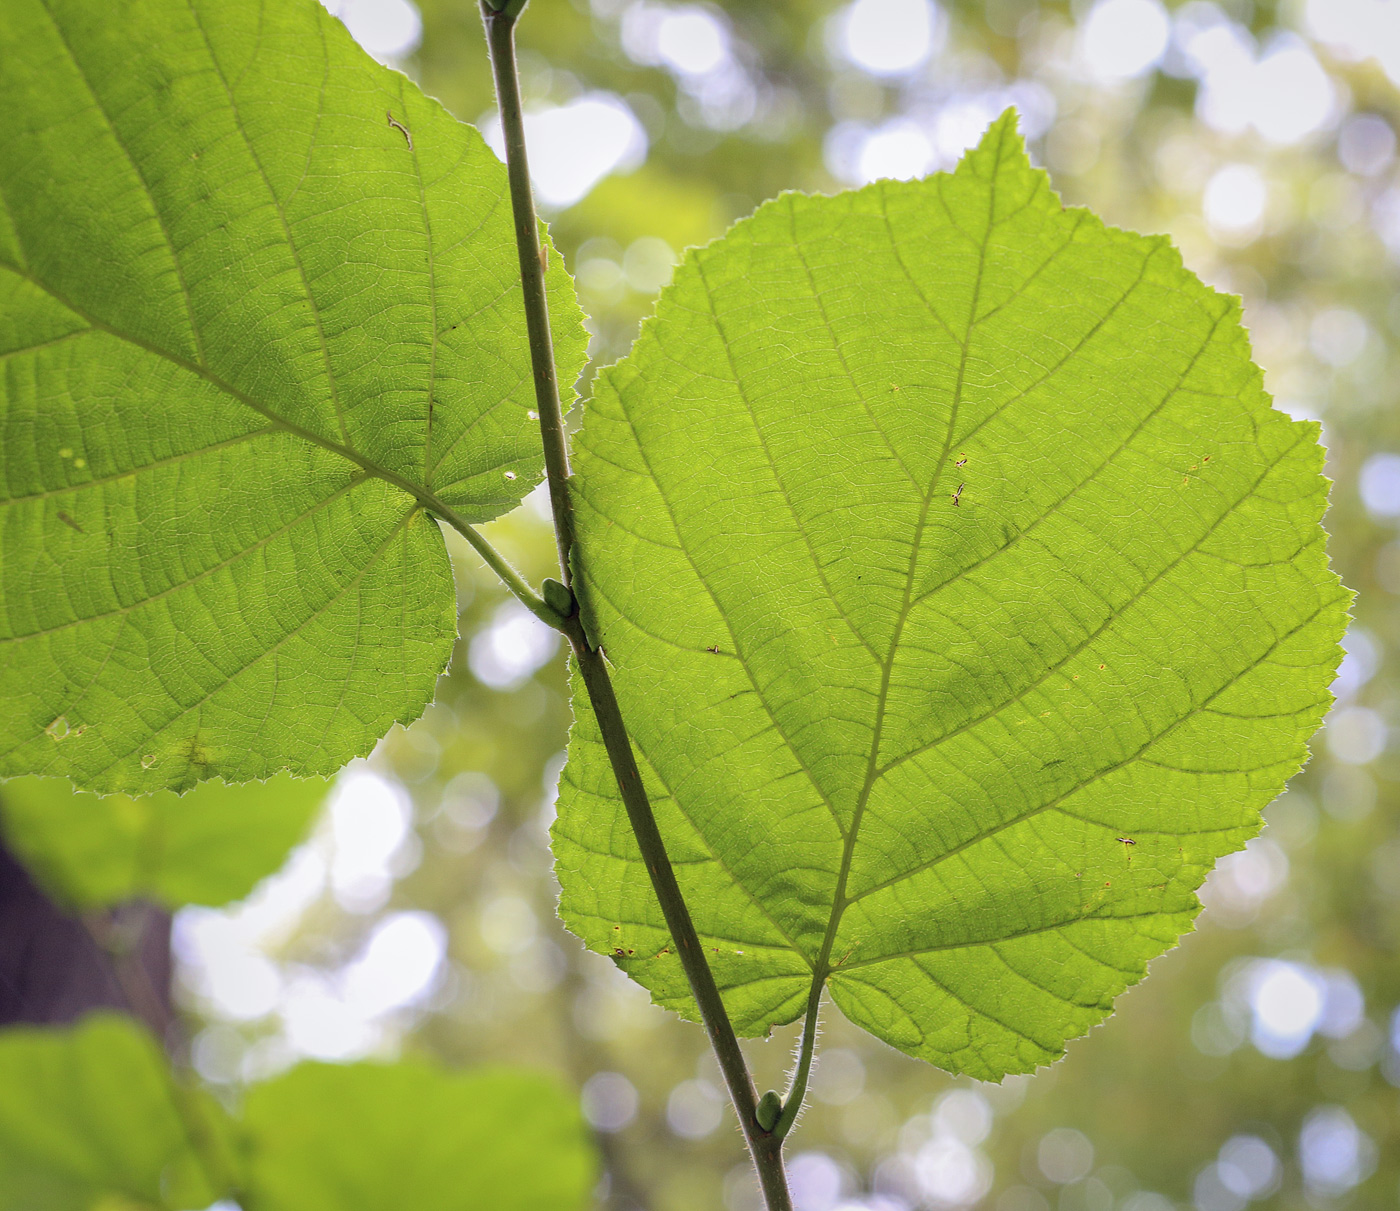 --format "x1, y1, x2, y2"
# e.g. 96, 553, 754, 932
985, 105, 1023, 143
973, 106, 1028, 168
